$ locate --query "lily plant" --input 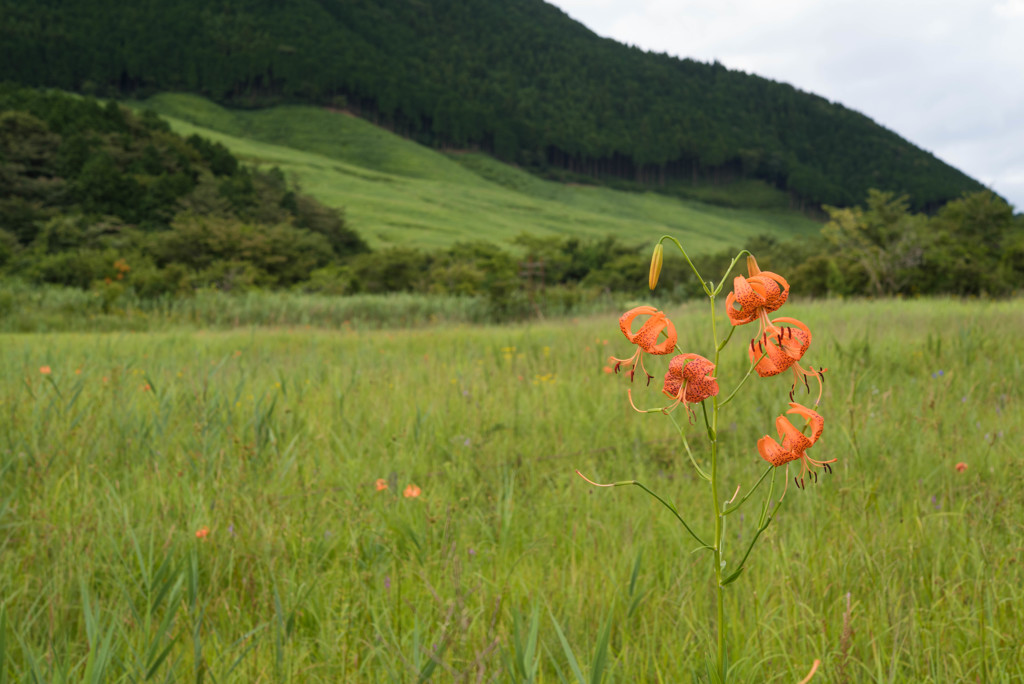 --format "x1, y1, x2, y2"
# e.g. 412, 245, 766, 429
579, 238, 834, 683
